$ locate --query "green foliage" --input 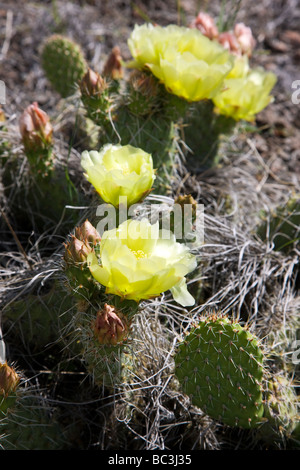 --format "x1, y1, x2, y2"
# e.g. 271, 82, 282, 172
174, 313, 300, 444
1, 150, 82, 238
